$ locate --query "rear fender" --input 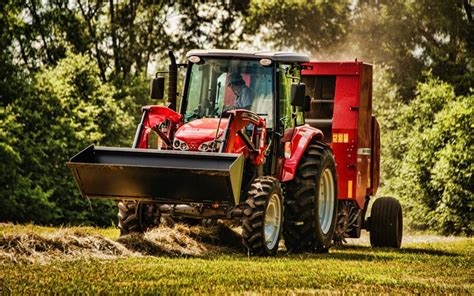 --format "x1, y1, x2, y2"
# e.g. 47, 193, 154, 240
138, 105, 183, 148
281, 124, 324, 182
